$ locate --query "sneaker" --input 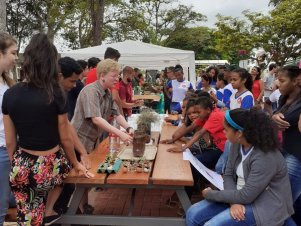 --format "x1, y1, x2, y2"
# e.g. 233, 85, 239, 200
44, 214, 61, 226
83, 204, 94, 214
